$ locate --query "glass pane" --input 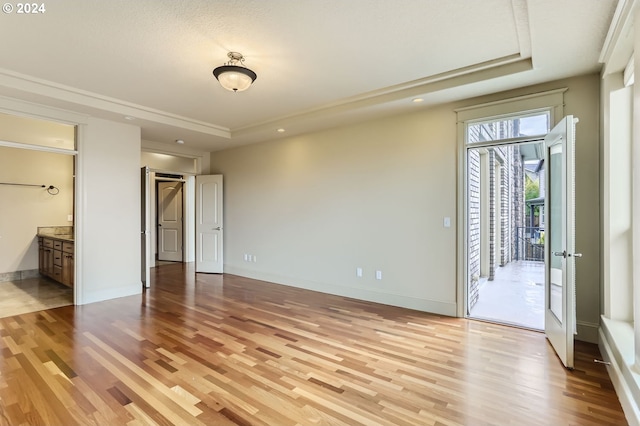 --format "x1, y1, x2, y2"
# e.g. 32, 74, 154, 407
549, 144, 563, 322
467, 112, 549, 144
